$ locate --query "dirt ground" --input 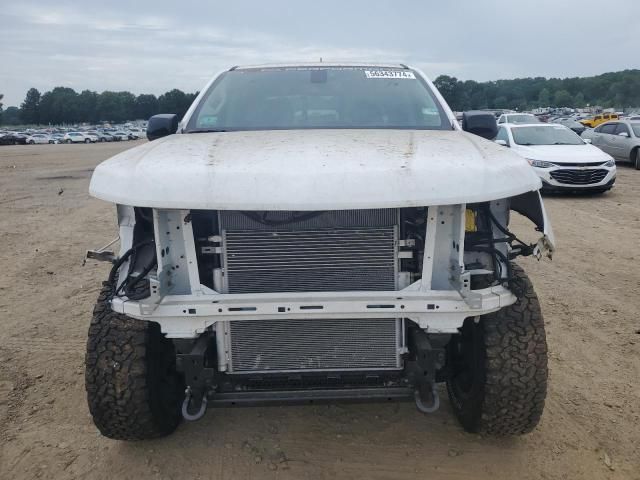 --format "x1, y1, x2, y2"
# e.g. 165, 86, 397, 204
0, 141, 638, 480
